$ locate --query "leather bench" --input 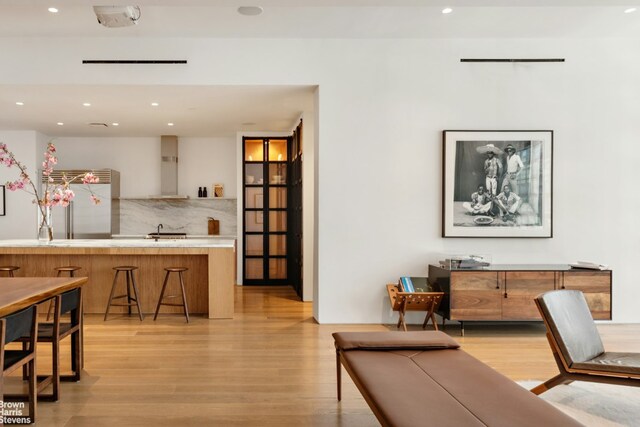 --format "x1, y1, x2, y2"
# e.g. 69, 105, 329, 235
333, 331, 583, 427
